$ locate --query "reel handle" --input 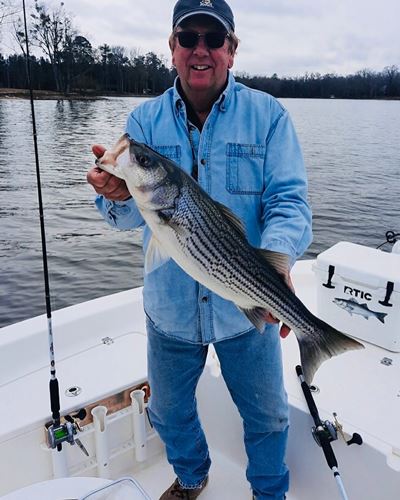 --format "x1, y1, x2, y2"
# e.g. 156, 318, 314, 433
346, 433, 363, 446
333, 412, 363, 446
